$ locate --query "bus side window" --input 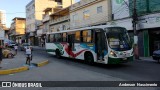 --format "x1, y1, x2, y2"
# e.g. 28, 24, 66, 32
47, 35, 50, 43
82, 30, 92, 43
58, 33, 62, 42
55, 33, 62, 42
75, 31, 81, 43
63, 33, 67, 42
